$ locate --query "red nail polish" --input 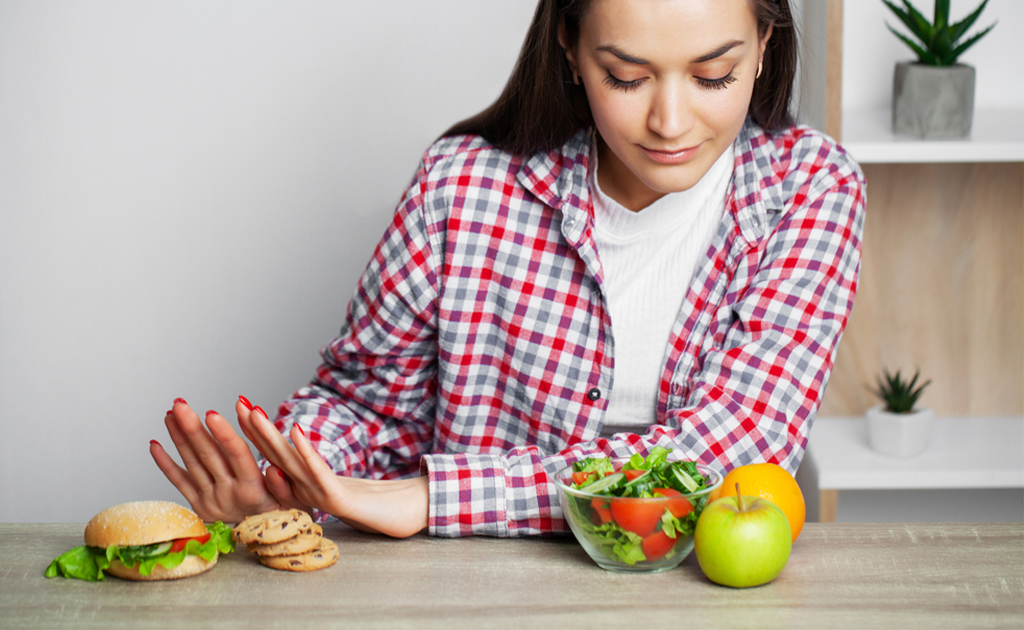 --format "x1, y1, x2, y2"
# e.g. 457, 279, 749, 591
150, 440, 160, 447
293, 424, 305, 437
173, 397, 188, 406
238, 395, 253, 410
276, 468, 285, 479
253, 405, 267, 419
165, 410, 173, 416
205, 410, 217, 417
